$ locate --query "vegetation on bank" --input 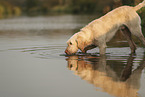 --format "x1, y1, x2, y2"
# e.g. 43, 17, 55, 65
0, 0, 144, 16
0, 1, 21, 18
0, 0, 144, 15
139, 7, 145, 34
